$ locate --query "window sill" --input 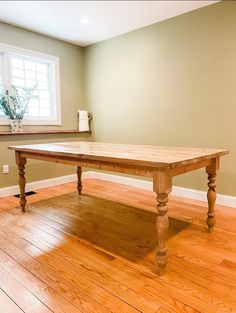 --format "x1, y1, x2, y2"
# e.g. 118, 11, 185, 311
0, 130, 91, 136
